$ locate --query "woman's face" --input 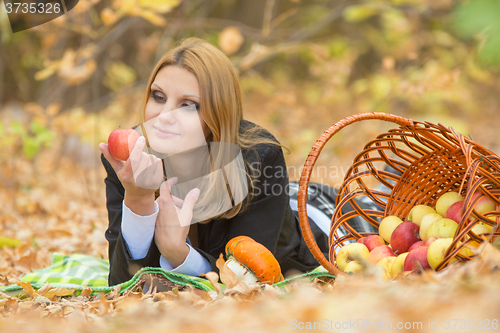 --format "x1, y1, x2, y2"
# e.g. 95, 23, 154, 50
144, 65, 211, 156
